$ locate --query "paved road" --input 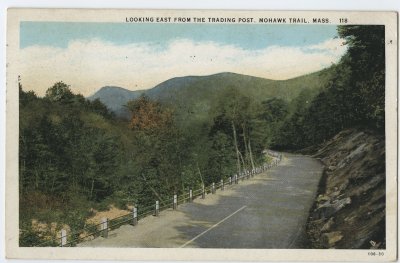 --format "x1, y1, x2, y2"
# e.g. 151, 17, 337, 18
79, 153, 323, 248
